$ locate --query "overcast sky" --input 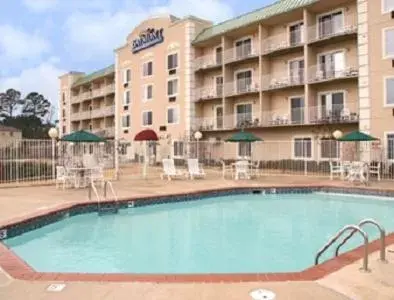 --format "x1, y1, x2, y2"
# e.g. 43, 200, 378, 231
0, 0, 273, 113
